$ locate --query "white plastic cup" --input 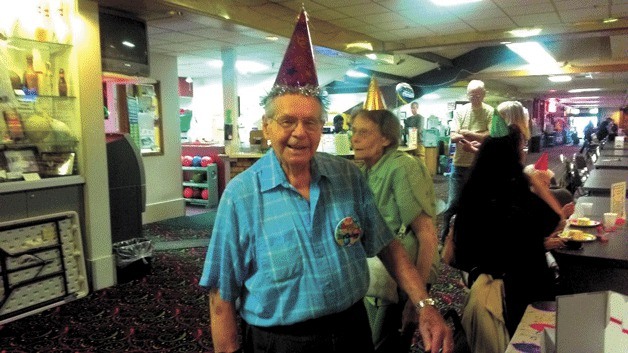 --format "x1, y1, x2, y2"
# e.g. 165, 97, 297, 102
603, 212, 618, 228
579, 202, 593, 216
